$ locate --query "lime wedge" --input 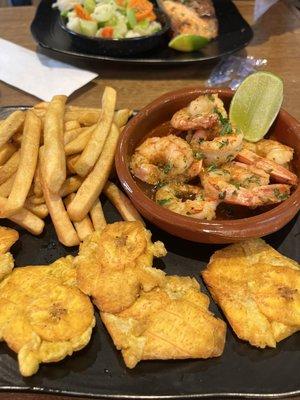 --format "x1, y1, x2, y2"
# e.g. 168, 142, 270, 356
229, 71, 283, 142
169, 34, 210, 52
